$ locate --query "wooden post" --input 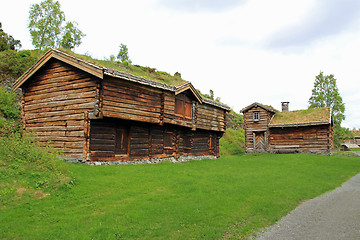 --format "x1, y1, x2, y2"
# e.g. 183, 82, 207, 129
253, 132, 256, 152
148, 127, 152, 159
159, 92, 164, 125
175, 129, 180, 159
83, 112, 90, 161
21, 89, 26, 132
216, 133, 222, 158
